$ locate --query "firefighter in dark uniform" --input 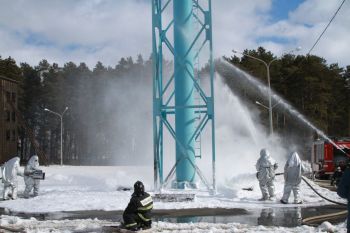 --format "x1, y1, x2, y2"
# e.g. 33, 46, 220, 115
331, 166, 343, 187
123, 181, 153, 231
337, 161, 350, 233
